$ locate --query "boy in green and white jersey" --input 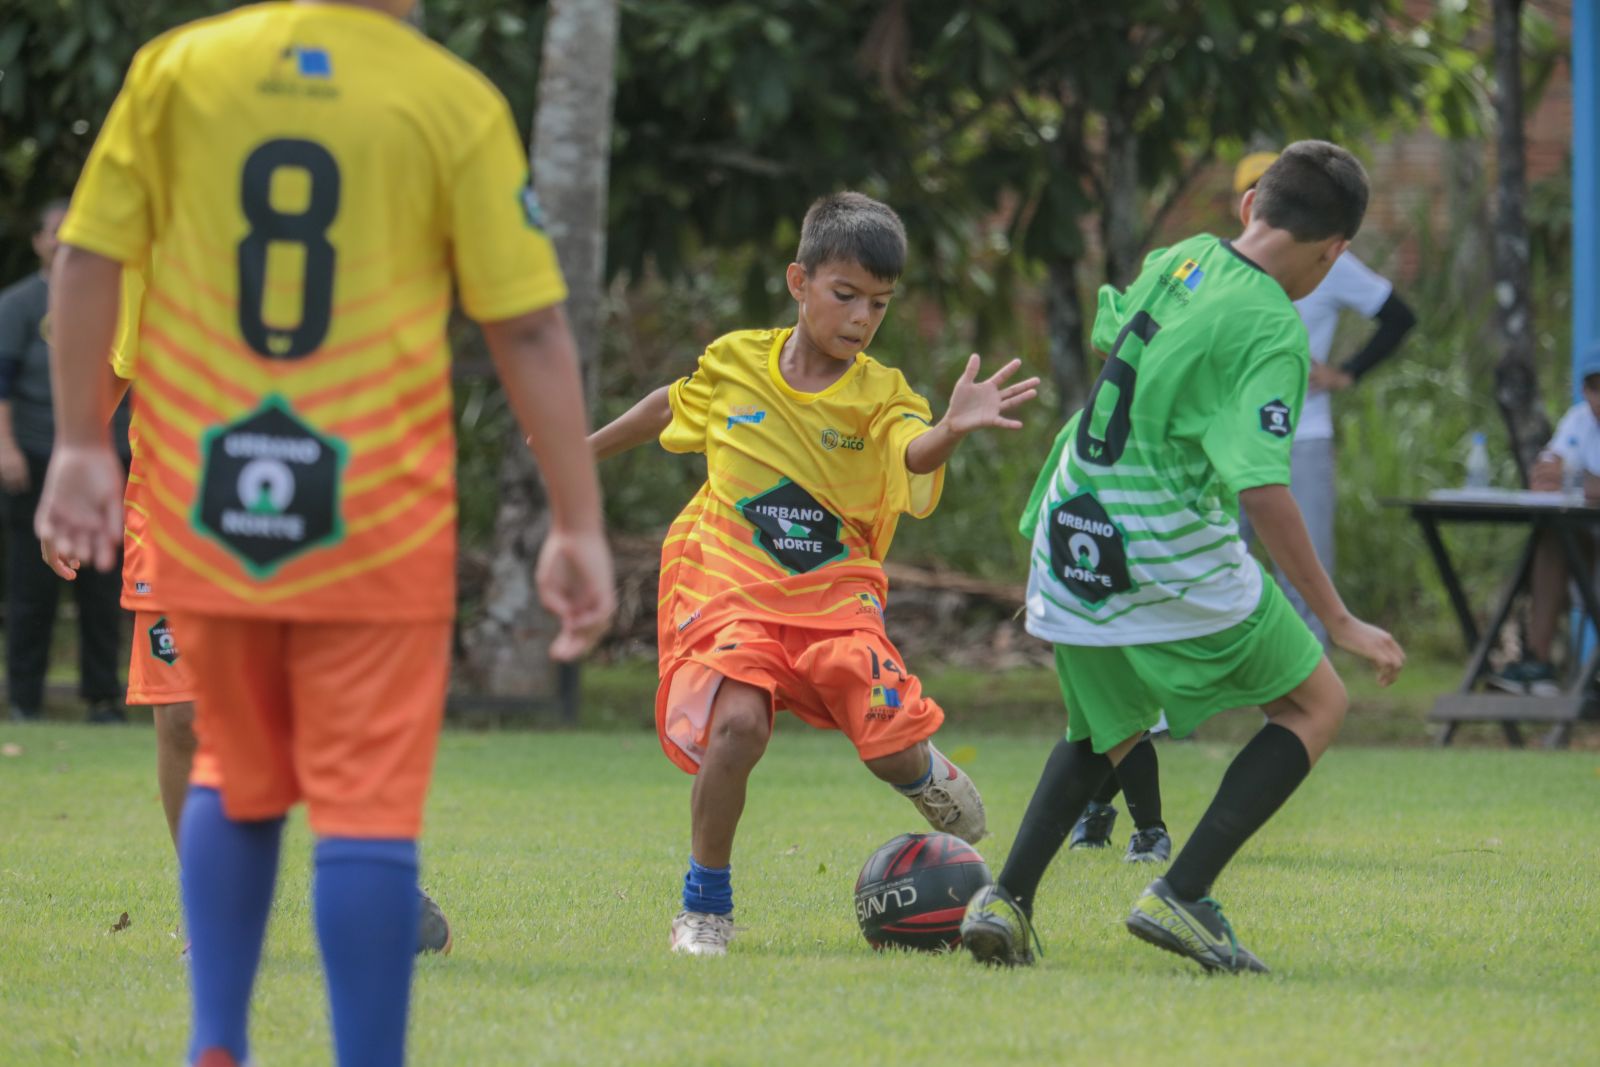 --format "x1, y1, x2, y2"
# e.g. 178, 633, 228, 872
962, 141, 1405, 974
